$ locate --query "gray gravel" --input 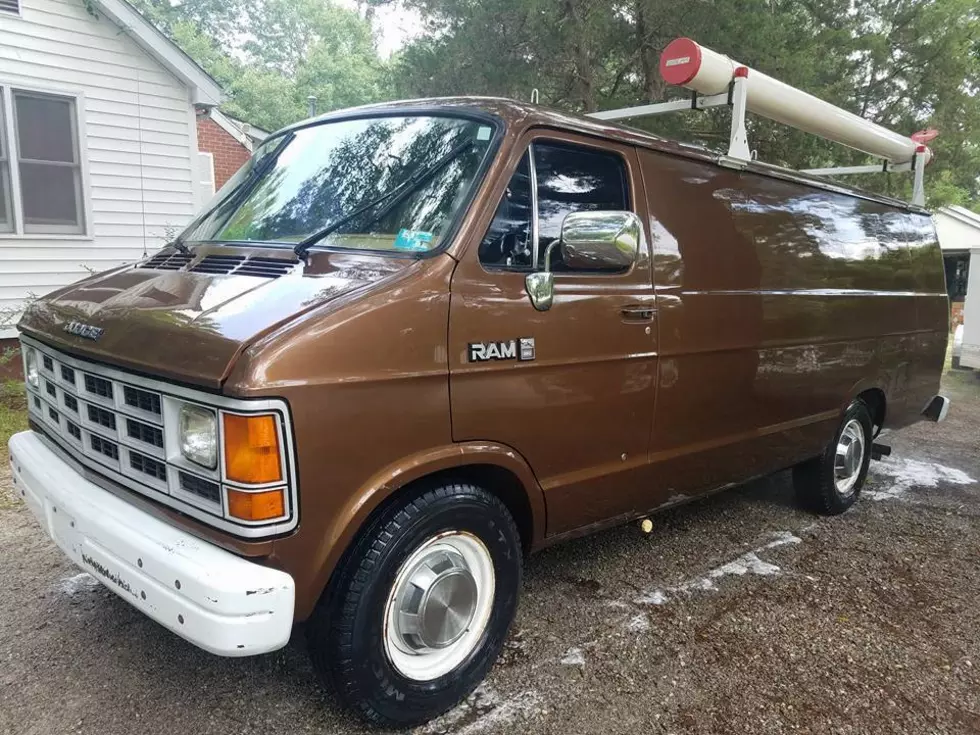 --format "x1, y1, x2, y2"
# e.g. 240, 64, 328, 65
2, 369, 979, 735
